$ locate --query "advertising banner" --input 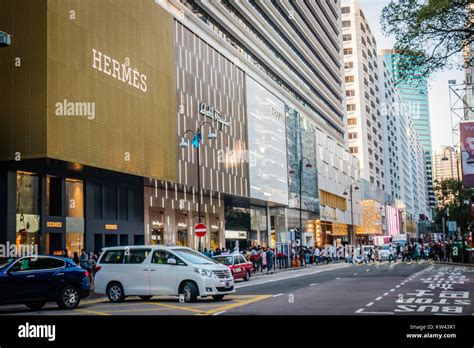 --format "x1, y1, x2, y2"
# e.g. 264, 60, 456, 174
459, 121, 474, 187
